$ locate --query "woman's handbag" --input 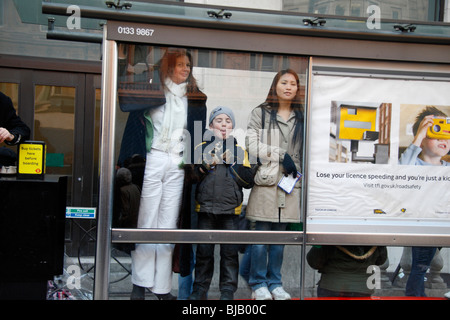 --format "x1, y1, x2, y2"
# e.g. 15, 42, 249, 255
253, 160, 279, 186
